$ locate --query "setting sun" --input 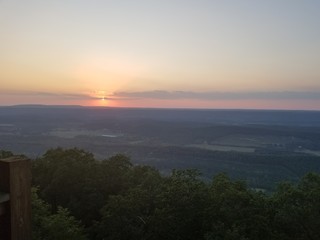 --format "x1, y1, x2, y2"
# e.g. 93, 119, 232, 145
1, 1, 320, 239
0, 1, 320, 110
